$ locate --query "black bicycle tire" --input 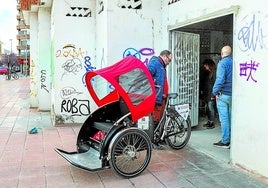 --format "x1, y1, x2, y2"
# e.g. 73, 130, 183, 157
165, 109, 191, 149
109, 128, 152, 178
13, 74, 19, 80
